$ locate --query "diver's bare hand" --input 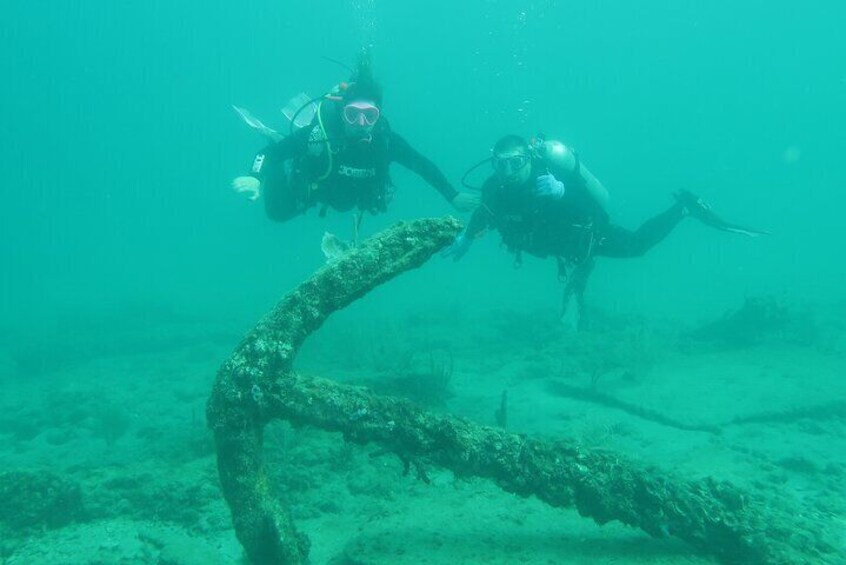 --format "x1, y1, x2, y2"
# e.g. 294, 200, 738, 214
232, 176, 261, 201
451, 192, 480, 212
